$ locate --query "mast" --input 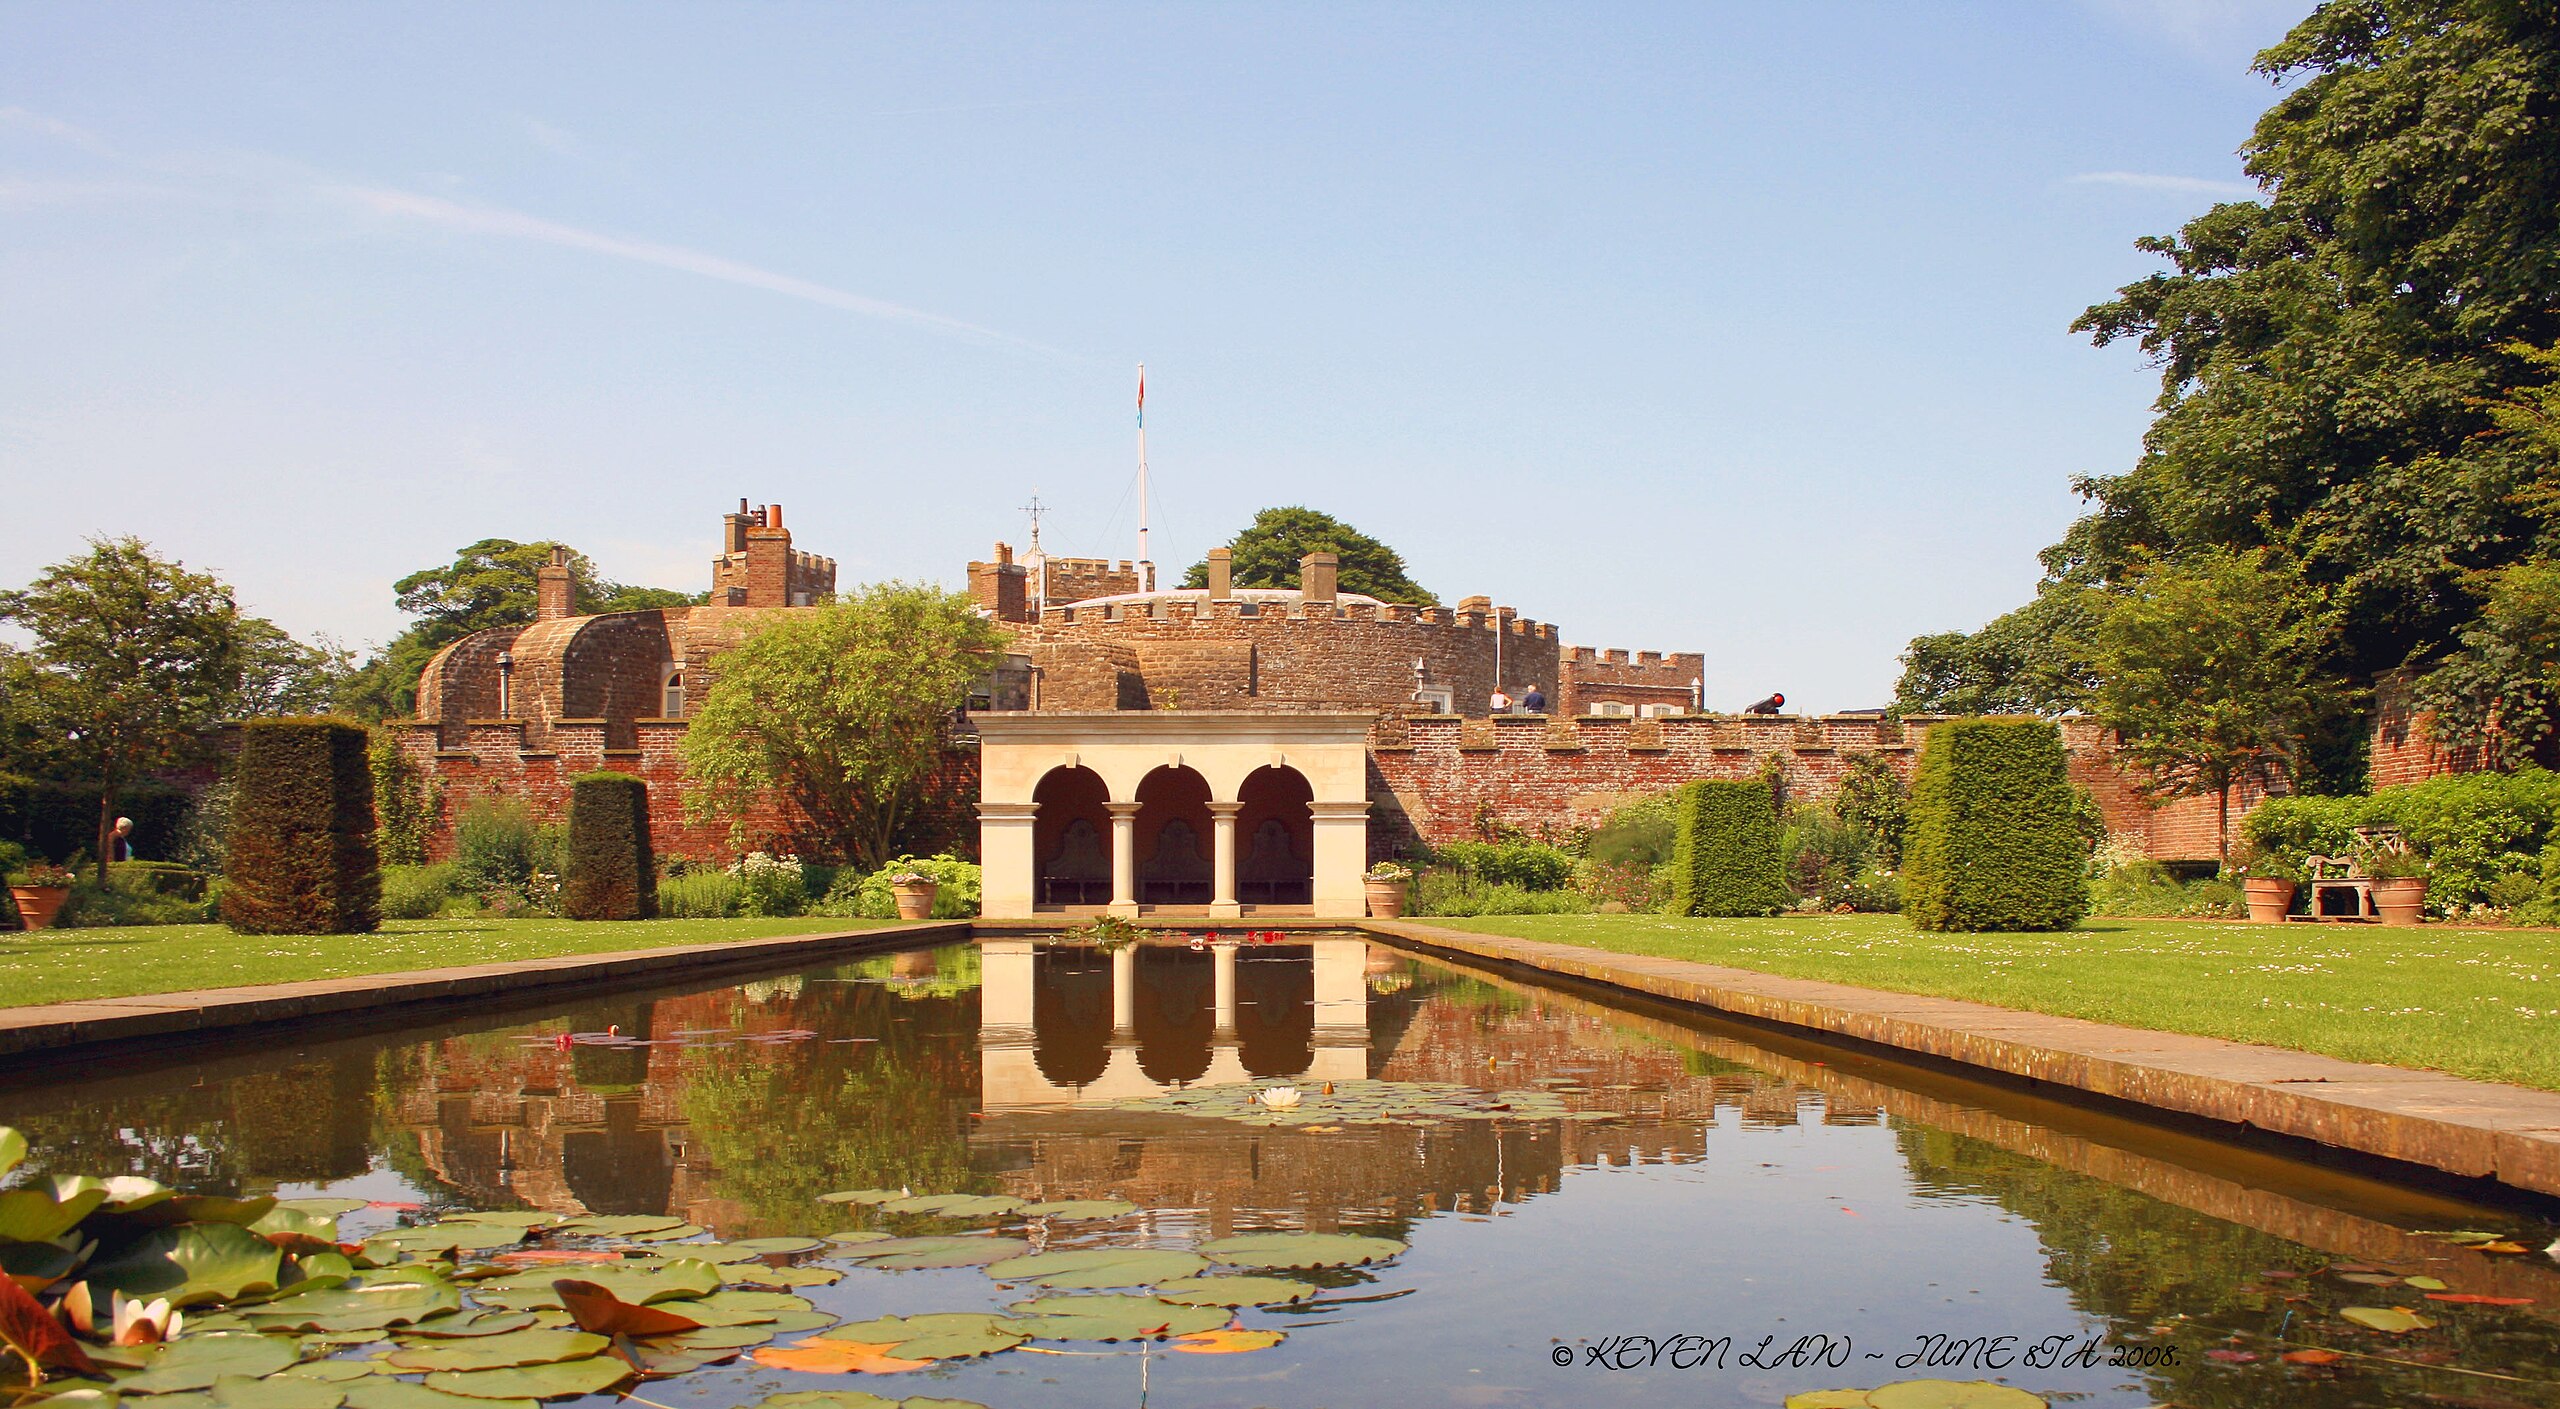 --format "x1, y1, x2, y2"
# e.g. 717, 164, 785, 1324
1136, 363, 1154, 591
